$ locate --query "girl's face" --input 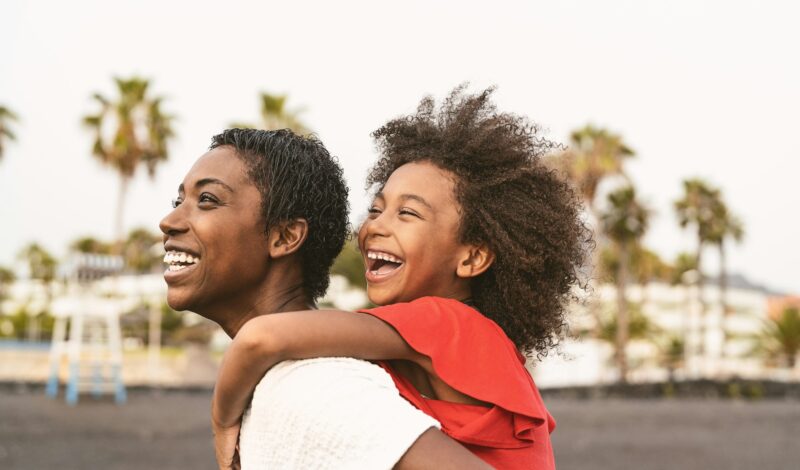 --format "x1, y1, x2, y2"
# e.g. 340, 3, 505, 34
357, 161, 473, 305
